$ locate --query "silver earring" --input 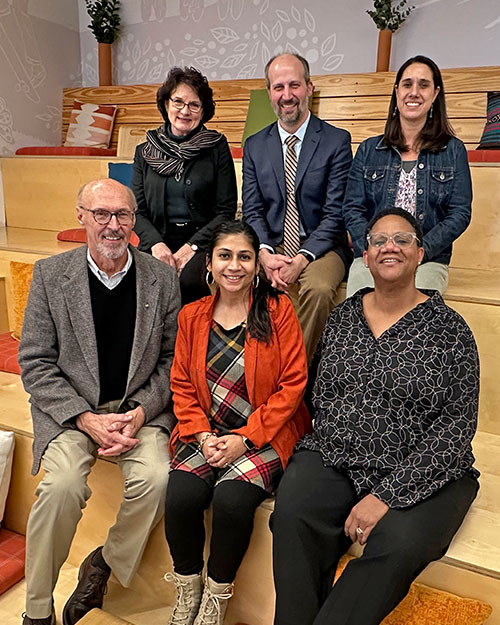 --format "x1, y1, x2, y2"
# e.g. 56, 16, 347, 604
392, 106, 398, 118
429, 104, 433, 119
205, 270, 214, 287
253, 274, 260, 289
